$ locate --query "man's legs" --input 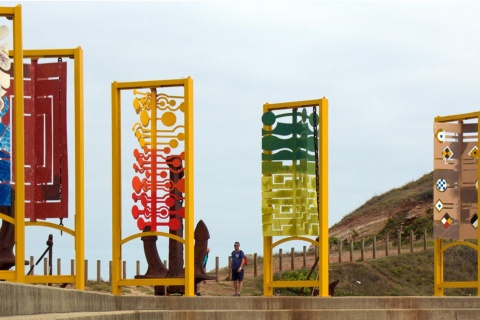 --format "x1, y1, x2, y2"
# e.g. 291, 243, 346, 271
232, 270, 239, 295
196, 282, 202, 296
237, 280, 243, 295
233, 280, 238, 295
